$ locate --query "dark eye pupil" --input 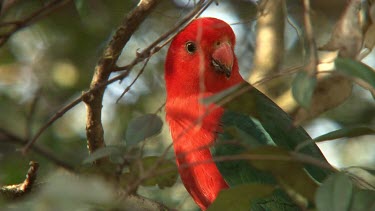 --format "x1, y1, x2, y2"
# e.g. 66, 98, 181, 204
186, 42, 196, 53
